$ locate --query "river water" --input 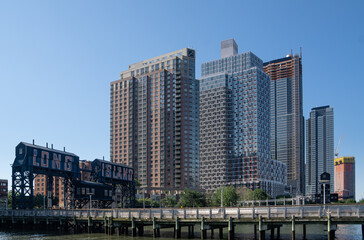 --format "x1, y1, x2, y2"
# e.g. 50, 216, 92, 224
0, 224, 362, 239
